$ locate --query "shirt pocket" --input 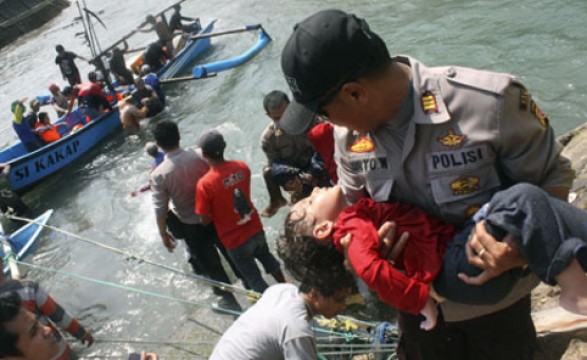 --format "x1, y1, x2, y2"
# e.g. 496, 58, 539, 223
426, 144, 501, 221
